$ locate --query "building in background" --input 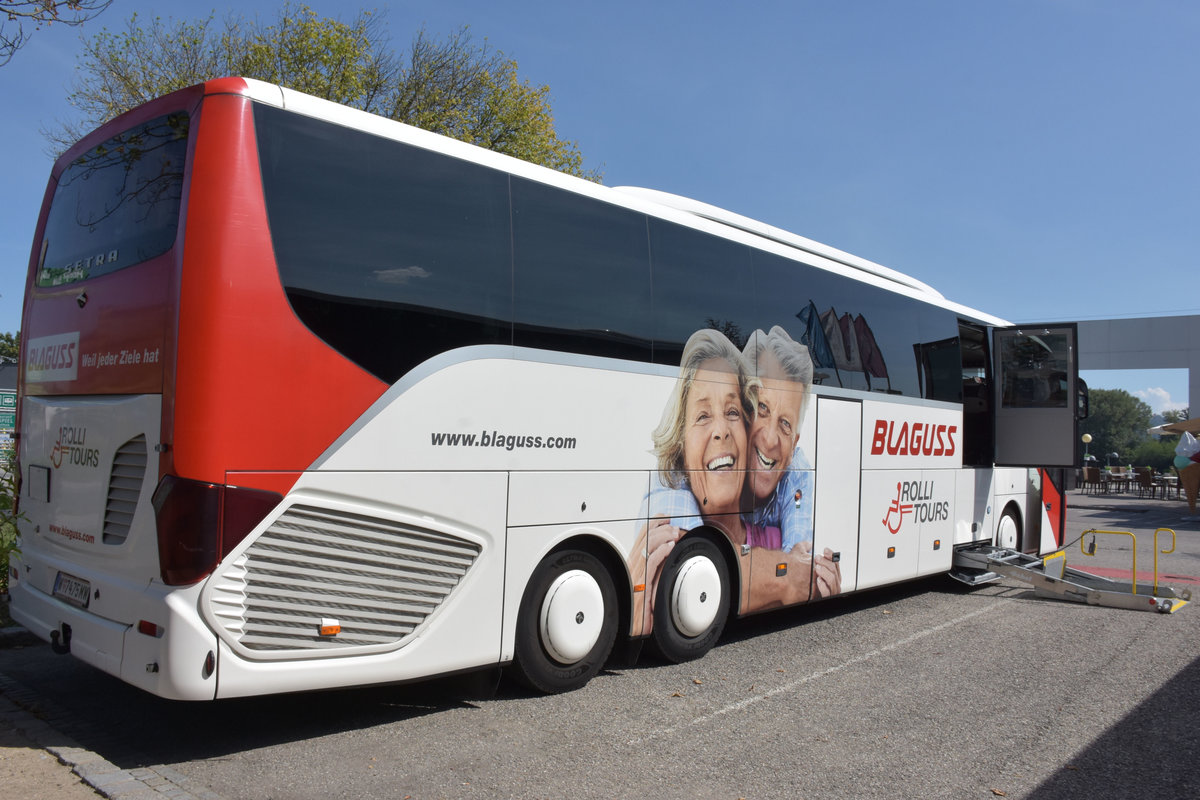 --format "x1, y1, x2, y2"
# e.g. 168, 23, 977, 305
1078, 315, 1199, 412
